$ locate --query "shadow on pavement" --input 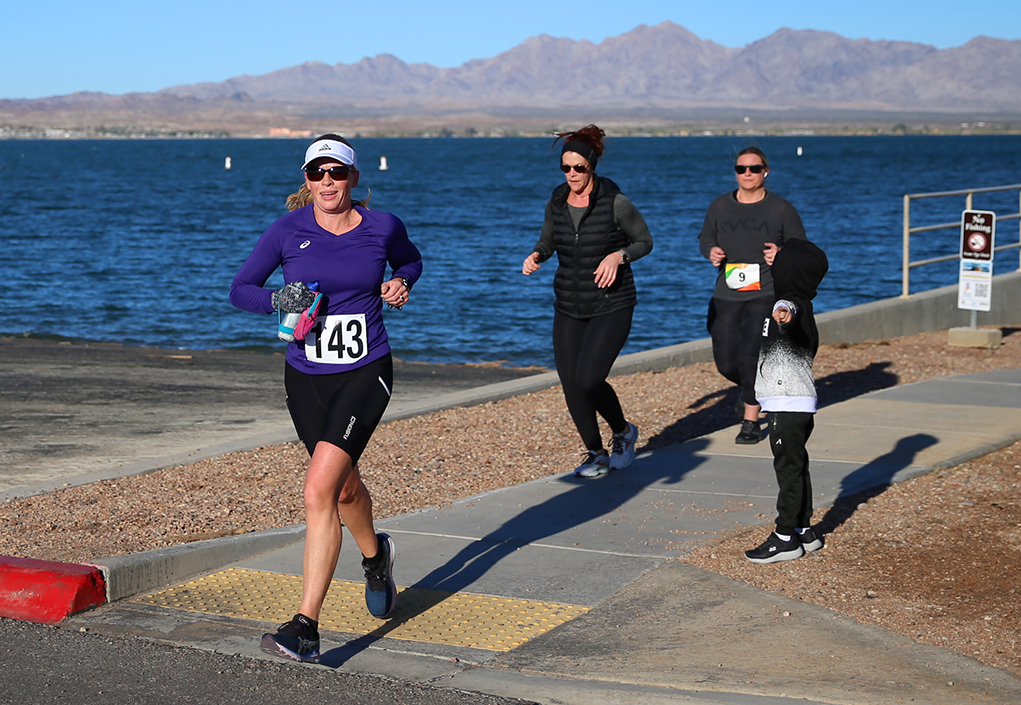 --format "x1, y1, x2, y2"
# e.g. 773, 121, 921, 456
642, 361, 900, 453
817, 433, 938, 536
319, 438, 710, 668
